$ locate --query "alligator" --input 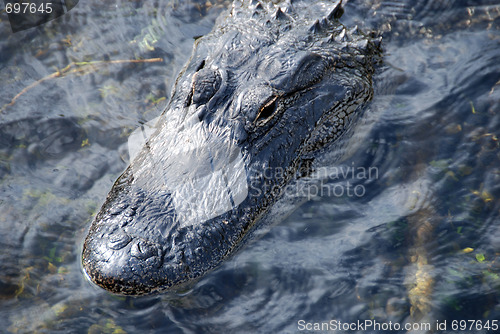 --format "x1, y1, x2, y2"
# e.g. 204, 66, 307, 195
82, 0, 381, 295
